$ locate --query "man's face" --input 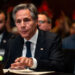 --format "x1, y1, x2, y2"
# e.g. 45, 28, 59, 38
0, 13, 6, 33
15, 9, 37, 40
70, 23, 75, 35
38, 14, 51, 31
